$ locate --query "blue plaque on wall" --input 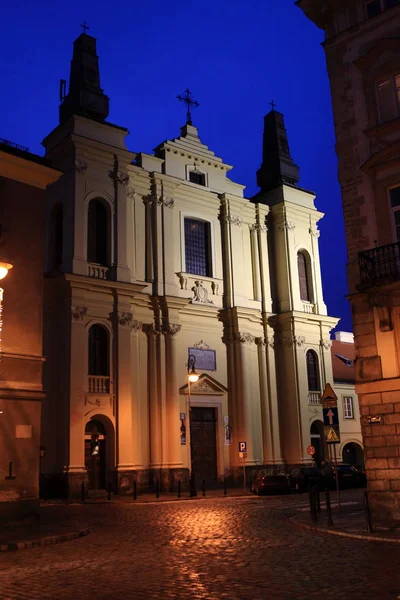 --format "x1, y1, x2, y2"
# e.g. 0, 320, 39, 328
188, 347, 216, 371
